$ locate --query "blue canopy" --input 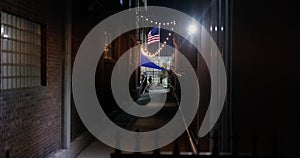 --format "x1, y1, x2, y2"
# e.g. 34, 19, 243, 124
140, 51, 165, 70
